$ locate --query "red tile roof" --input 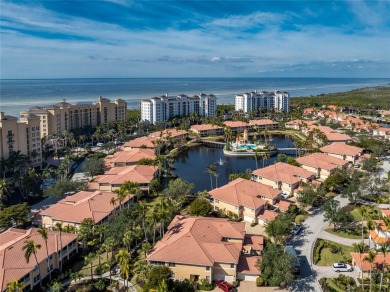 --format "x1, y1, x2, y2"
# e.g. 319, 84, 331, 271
209, 178, 281, 209
243, 234, 264, 251
190, 124, 223, 131
147, 216, 245, 266
351, 252, 390, 272
252, 162, 315, 185
105, 148, 156, 167
0, 228, 77, 291
237, 256, 261, 275
257, 209, 279, 222
249, 119, 278, 126
223, 121, 250, 128
296, 152, 349, 171
97, 165, 157, 185
320, 142, 363, 156
41, 190, 132, 224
